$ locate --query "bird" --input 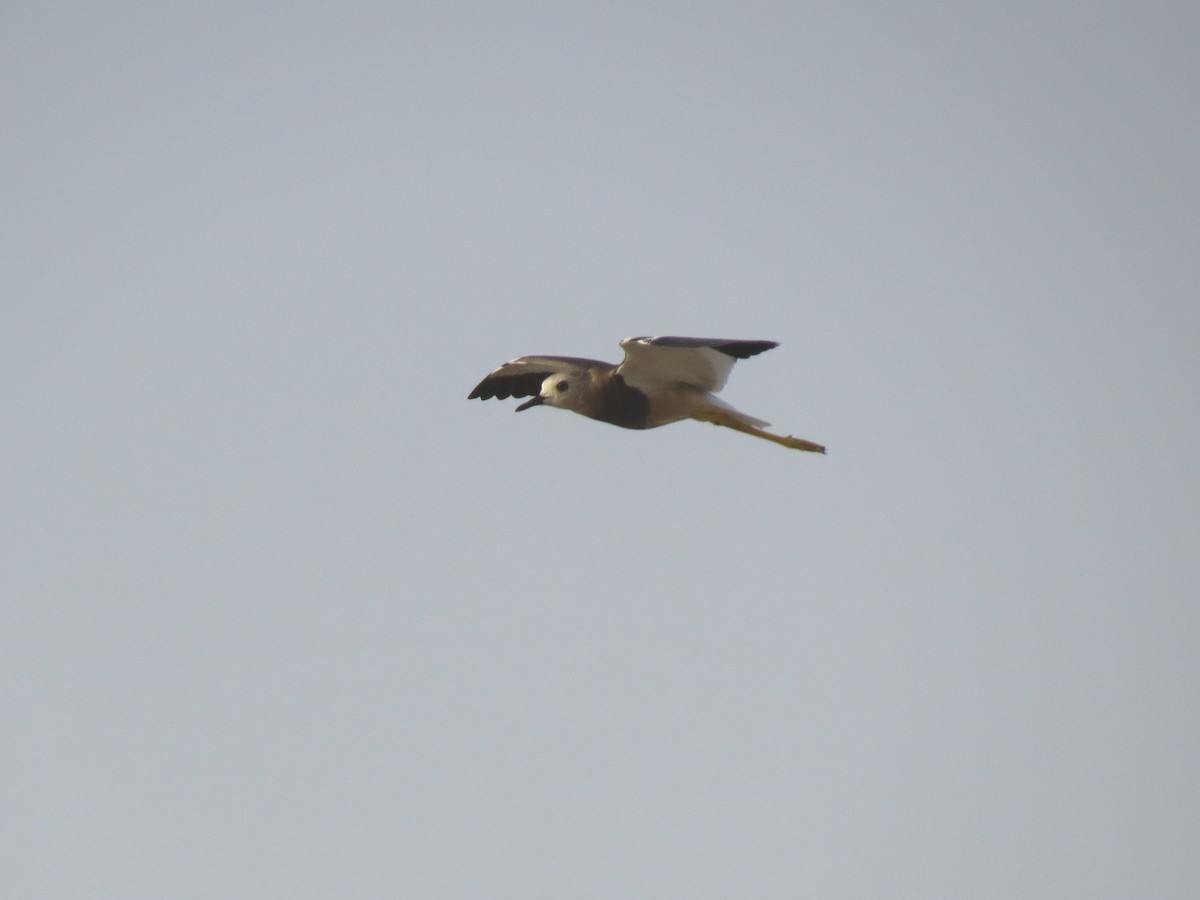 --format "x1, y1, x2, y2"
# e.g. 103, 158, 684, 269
468, 335, 825, 453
